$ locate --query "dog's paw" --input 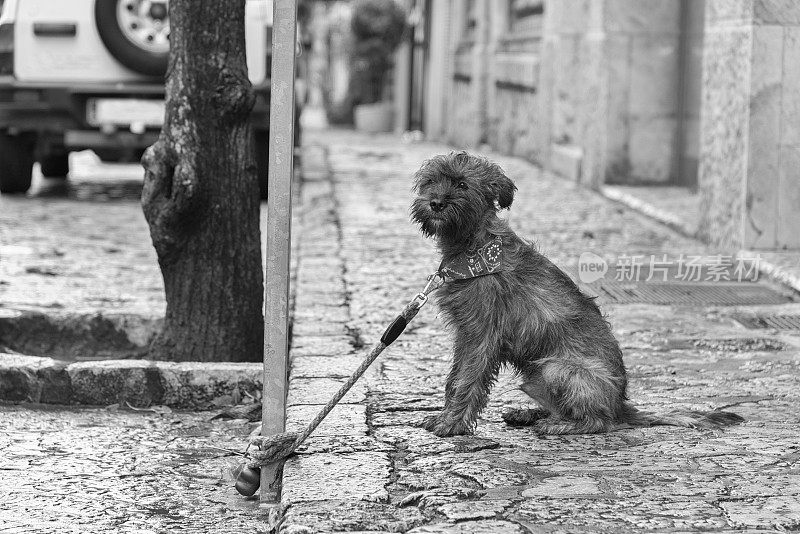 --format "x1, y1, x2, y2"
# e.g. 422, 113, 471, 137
502, 408, 549, 426
421, 414, 441, 432
422, 414, 473, 437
